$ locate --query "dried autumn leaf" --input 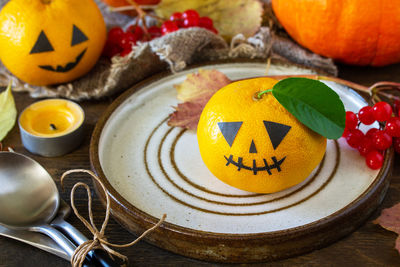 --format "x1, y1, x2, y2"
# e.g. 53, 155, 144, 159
374, 203, 400, 254
168, 69, 231, 130
168, 101, 204, 130
175, 69, 231, 101
155, 0, 263, 41
0, 83, 17, 141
